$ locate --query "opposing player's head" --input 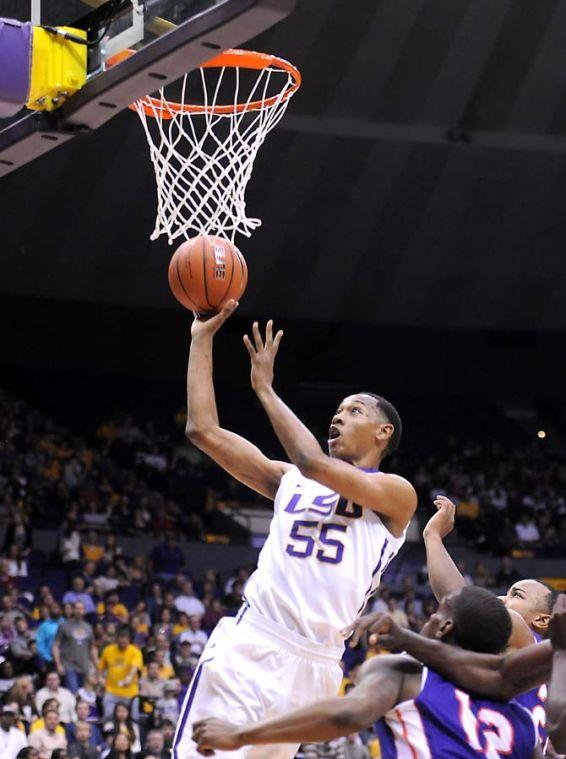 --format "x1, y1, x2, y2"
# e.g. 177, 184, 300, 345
422, 586, 512, 654
499, 579, 557, 637
328, 393, 402, 464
